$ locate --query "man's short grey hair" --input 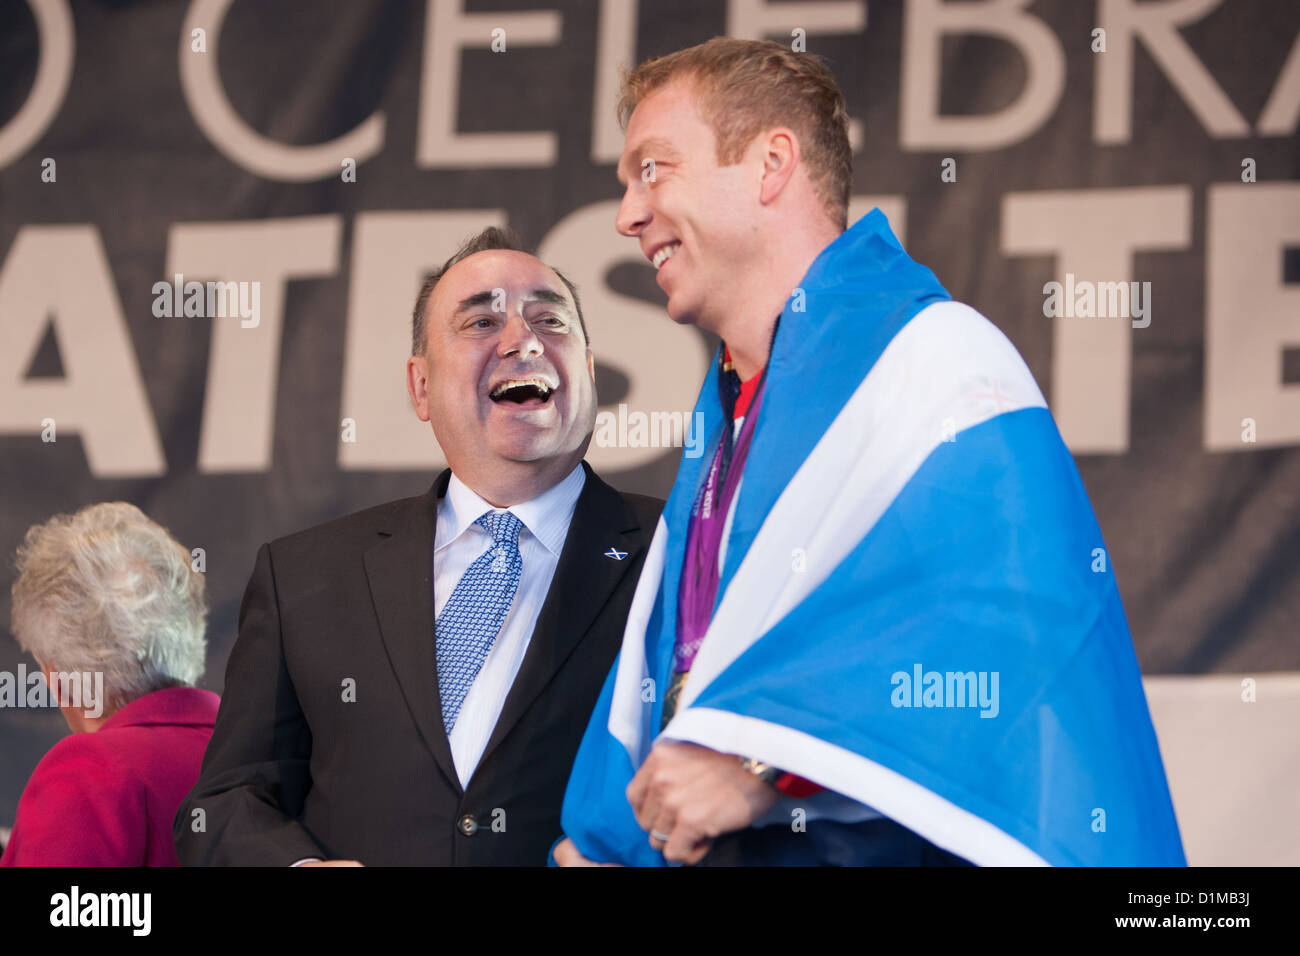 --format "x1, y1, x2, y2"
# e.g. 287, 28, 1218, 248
10, 502, 207, 714
411, 226, 589, 356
